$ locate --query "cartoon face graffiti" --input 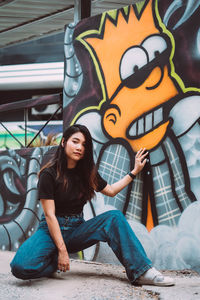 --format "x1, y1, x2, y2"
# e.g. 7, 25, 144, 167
70, 0, 198, 231
83, 0, 180, 152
